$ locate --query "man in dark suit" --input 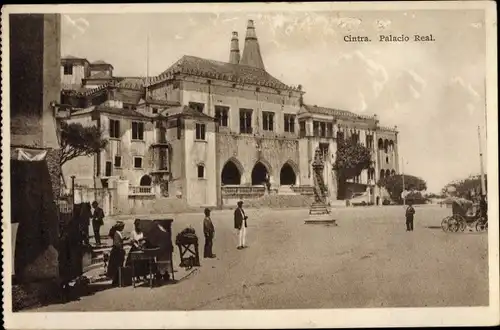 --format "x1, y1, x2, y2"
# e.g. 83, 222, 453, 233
405, 201, 416, 231
91, 201, 105, 245
234, 201, 248, 249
